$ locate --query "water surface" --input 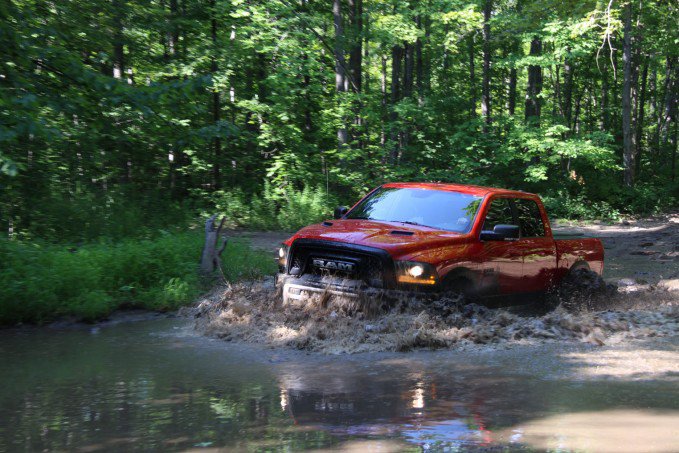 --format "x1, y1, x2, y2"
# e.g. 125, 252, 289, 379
0, 318, 677, 452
